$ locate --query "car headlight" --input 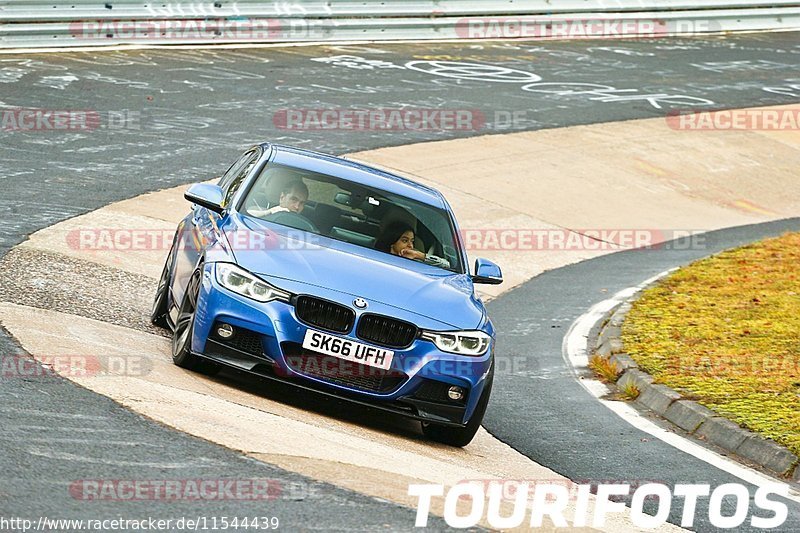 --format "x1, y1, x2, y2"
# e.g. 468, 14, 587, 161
420, 330, 491, 356
215, 263, 291, 303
